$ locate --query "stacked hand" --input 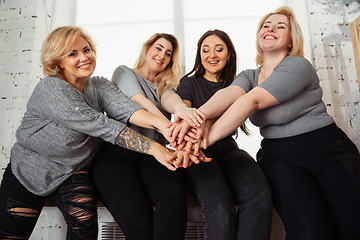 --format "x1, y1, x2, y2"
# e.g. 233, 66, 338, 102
164, 108, 214, 169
